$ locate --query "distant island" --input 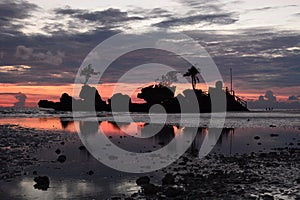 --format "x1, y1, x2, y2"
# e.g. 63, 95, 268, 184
38, 65, 248, 113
